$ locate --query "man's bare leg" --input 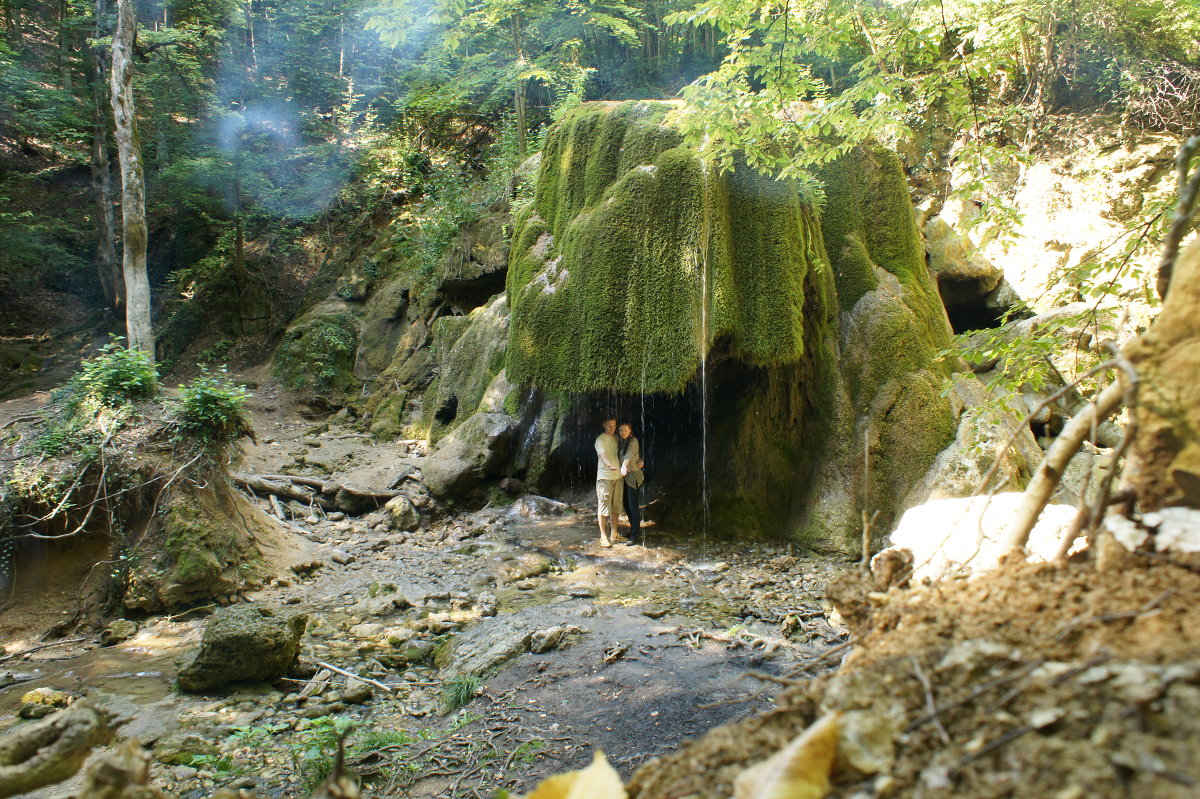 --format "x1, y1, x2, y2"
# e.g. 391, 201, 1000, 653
609, 514, 621, 544
597, 514, 612, 547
